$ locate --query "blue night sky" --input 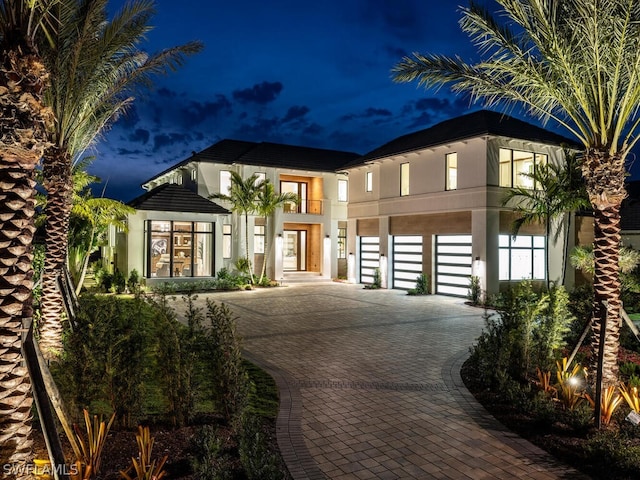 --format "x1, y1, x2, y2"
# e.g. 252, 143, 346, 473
92, 0, 588, 202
